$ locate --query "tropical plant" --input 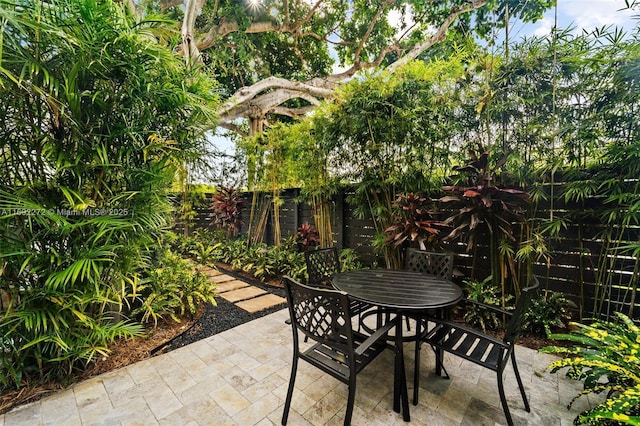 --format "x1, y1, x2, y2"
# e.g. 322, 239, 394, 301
131, 249, 215, 326
312, 59, 471, 268
189, 241, 221, 265
175, 184, 209, 236
384, 192, 446, 251
440, 144, 531, 300
338, 248, 363, 273
541, 312, 640, 425
209, 187, 246, 239
294, 223, 320, 252
522, 290, 577, 336
460, 276, 514, 332
0, 0, 217, 389
180, 230, 363, 284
